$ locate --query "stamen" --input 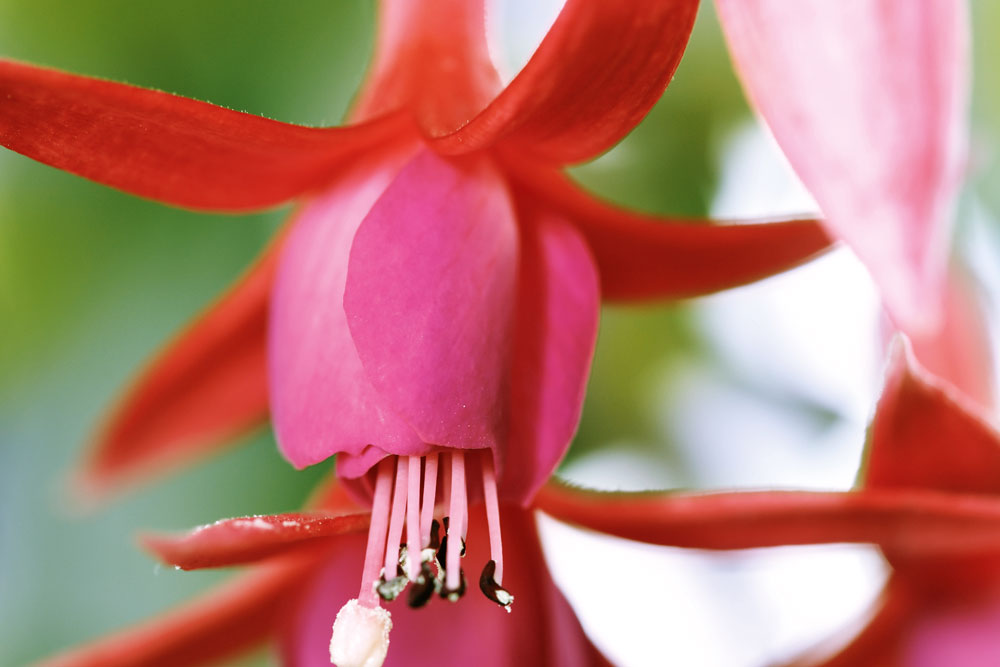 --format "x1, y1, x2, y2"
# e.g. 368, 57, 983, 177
405, 456, 421, 580
383, 457, 408, 579
358, 458, 395, 607
331, 458, 394, 666
445, 451, 467, 598
481, 452, 504, 585
418, 452, 439, 548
